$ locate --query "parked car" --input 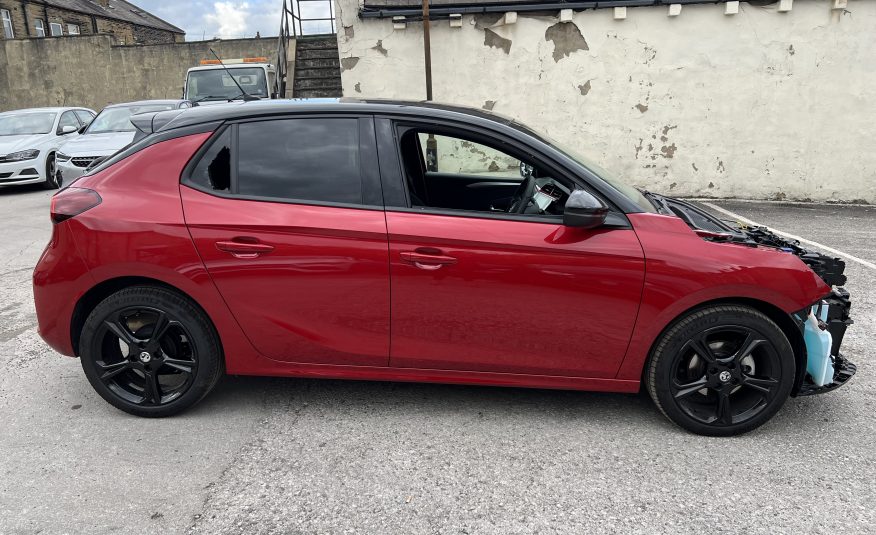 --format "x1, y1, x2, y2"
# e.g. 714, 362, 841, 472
33, 100, 855, 436
56, 100, 192, 183
0, 107, 95, 189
